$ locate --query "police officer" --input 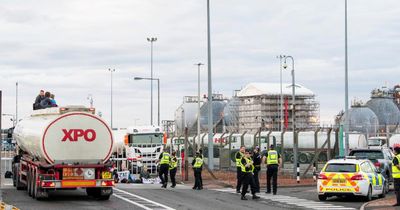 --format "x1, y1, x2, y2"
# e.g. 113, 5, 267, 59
192, 151, 204, 190
392, 146, 400, 206
158, 148, 171, 188
169, 151, 178, 188
235, 146, 246, 193
252, 146, 262, 193
263, 144, 281, 195
240, 149, 260, 200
